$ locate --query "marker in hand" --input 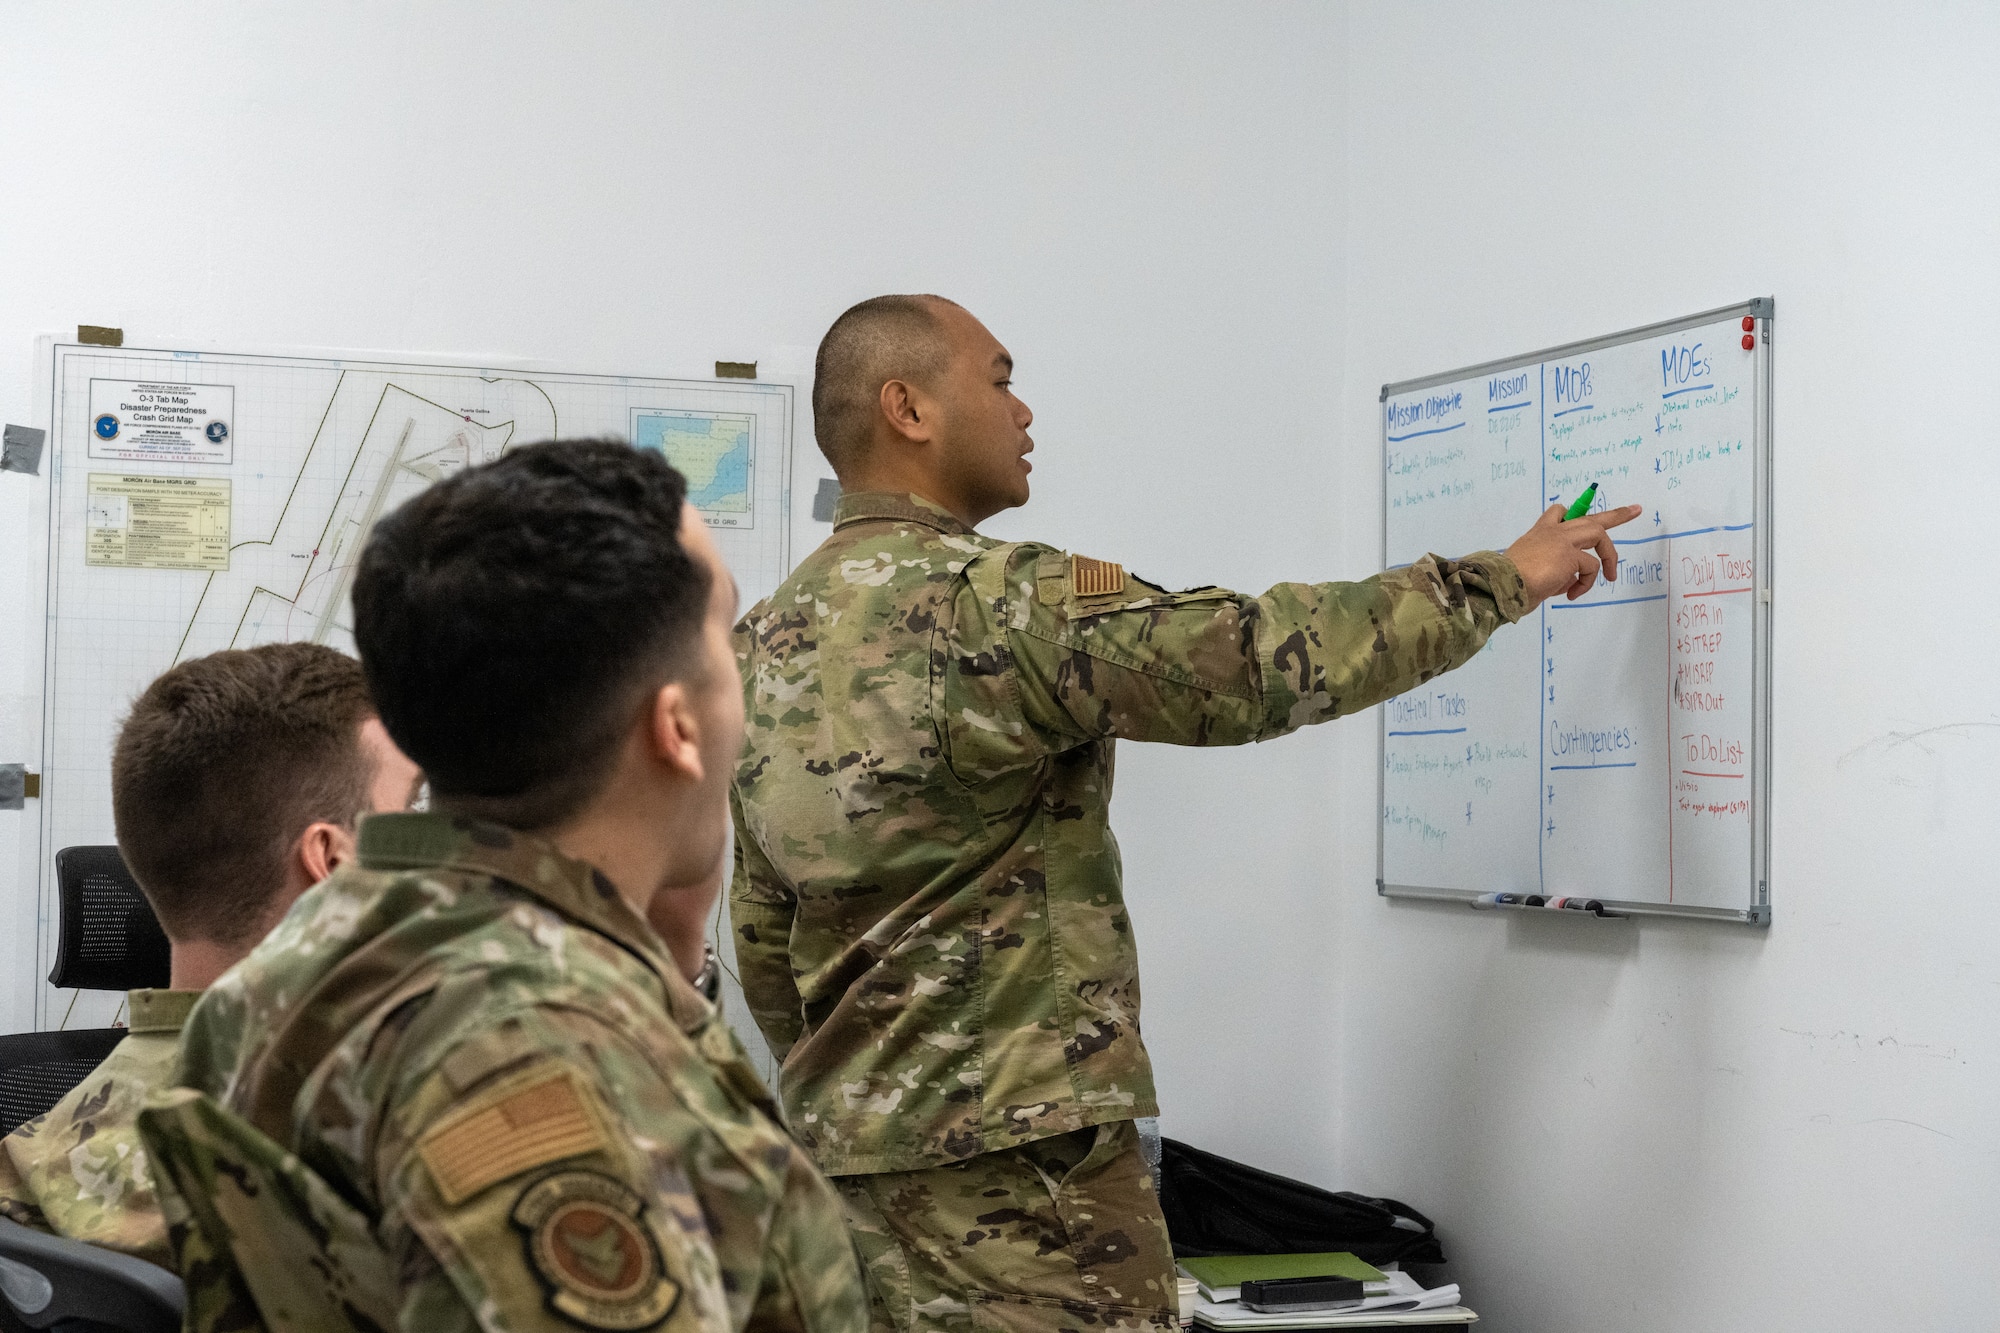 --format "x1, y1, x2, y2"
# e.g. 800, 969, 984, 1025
1504, 489, 1642, 607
